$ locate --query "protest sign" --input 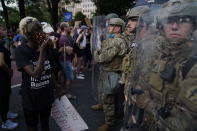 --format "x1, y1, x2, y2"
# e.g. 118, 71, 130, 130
51, 96, 89, 131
